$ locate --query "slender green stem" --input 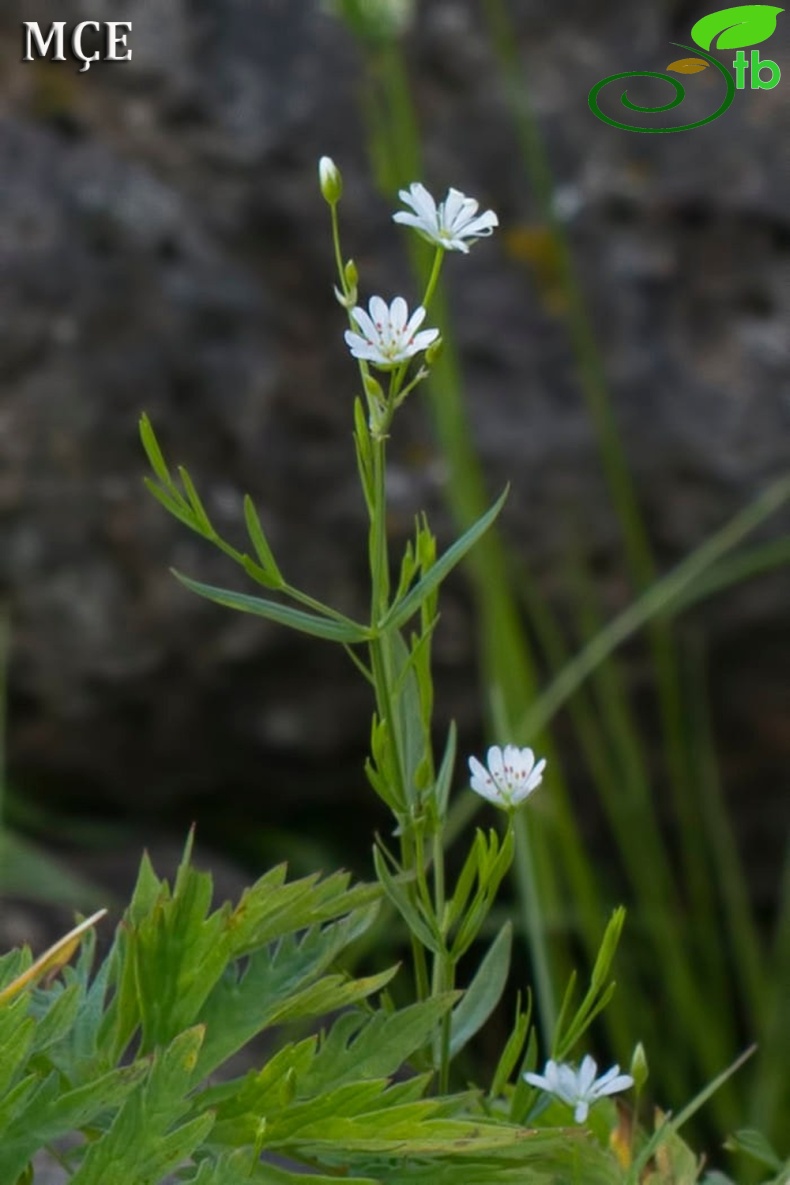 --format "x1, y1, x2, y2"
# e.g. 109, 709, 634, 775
430, 826, 453, 1092
511, 812, 556, 1046
422, 247, 445, 310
